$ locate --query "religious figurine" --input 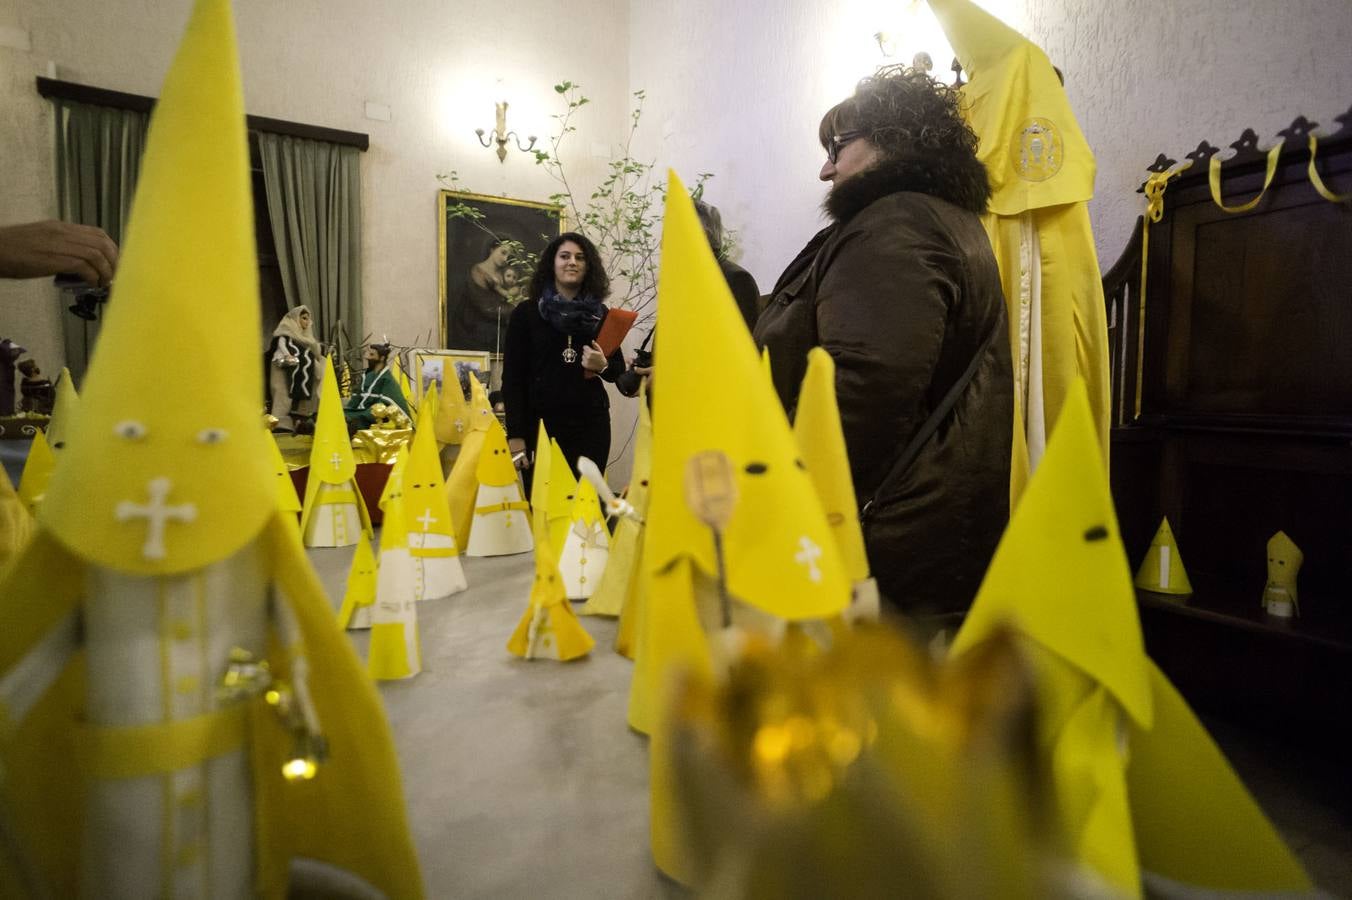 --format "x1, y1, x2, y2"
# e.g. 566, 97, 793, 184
1, 337, 23, 415
0, 2, 423, 895
343, 340, 410, 433
17, 358, 55, 415
266, 305, 321, 432
1262, 530, 1304, 618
